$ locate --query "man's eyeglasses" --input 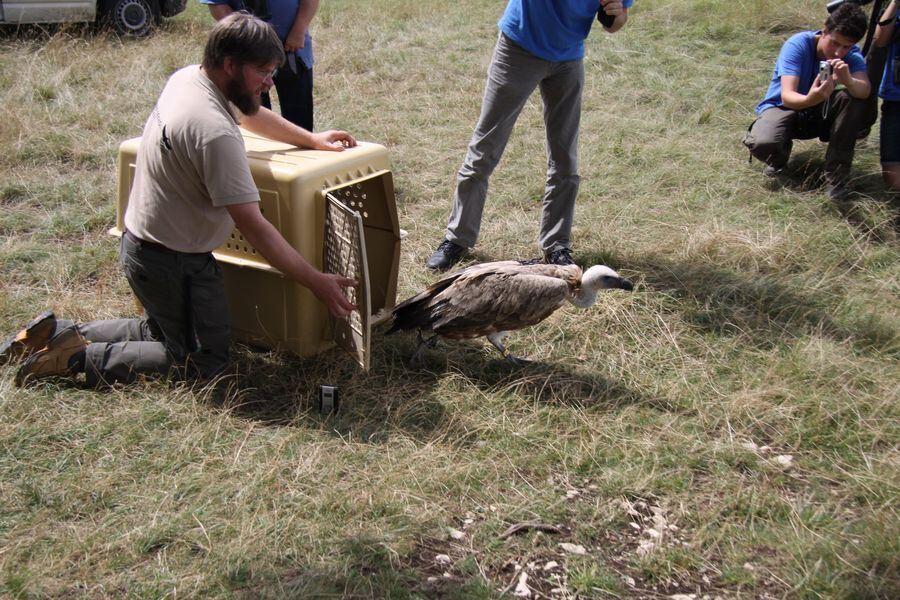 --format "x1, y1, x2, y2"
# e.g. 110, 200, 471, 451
250, 65, 278, 81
